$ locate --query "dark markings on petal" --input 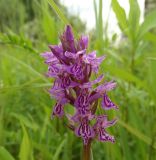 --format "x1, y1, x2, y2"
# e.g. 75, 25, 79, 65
102, 93, 118, 110
99, 129, 115, 143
